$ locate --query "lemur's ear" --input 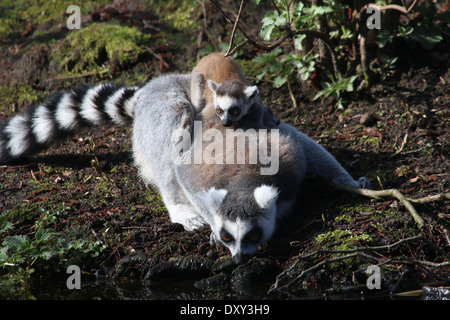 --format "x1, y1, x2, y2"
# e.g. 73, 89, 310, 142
254, 185, 278, 210
207, 79, 219, 93
244, 85, 259, 100
200, 187, 228, 212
